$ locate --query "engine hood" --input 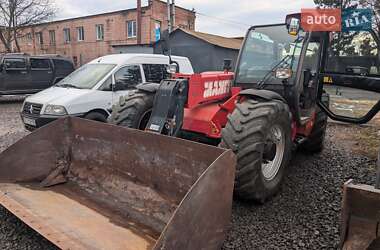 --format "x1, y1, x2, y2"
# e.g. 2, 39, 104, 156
26, 87, 93, 106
